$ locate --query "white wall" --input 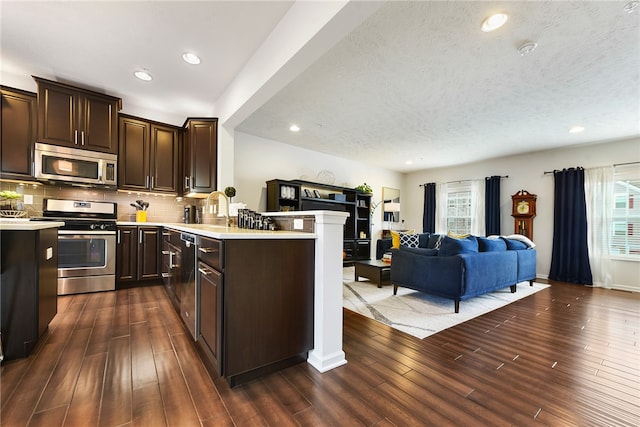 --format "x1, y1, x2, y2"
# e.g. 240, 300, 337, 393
233, 131, 403, 249
402, 137, 640, 292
